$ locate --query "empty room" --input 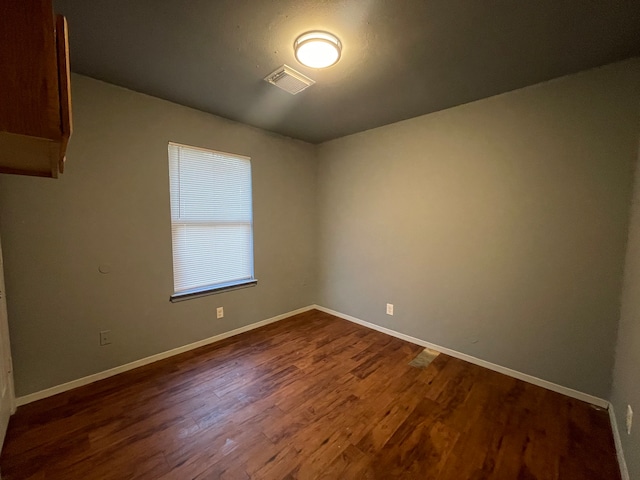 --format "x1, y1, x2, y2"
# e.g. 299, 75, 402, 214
1, 1, 639, 479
